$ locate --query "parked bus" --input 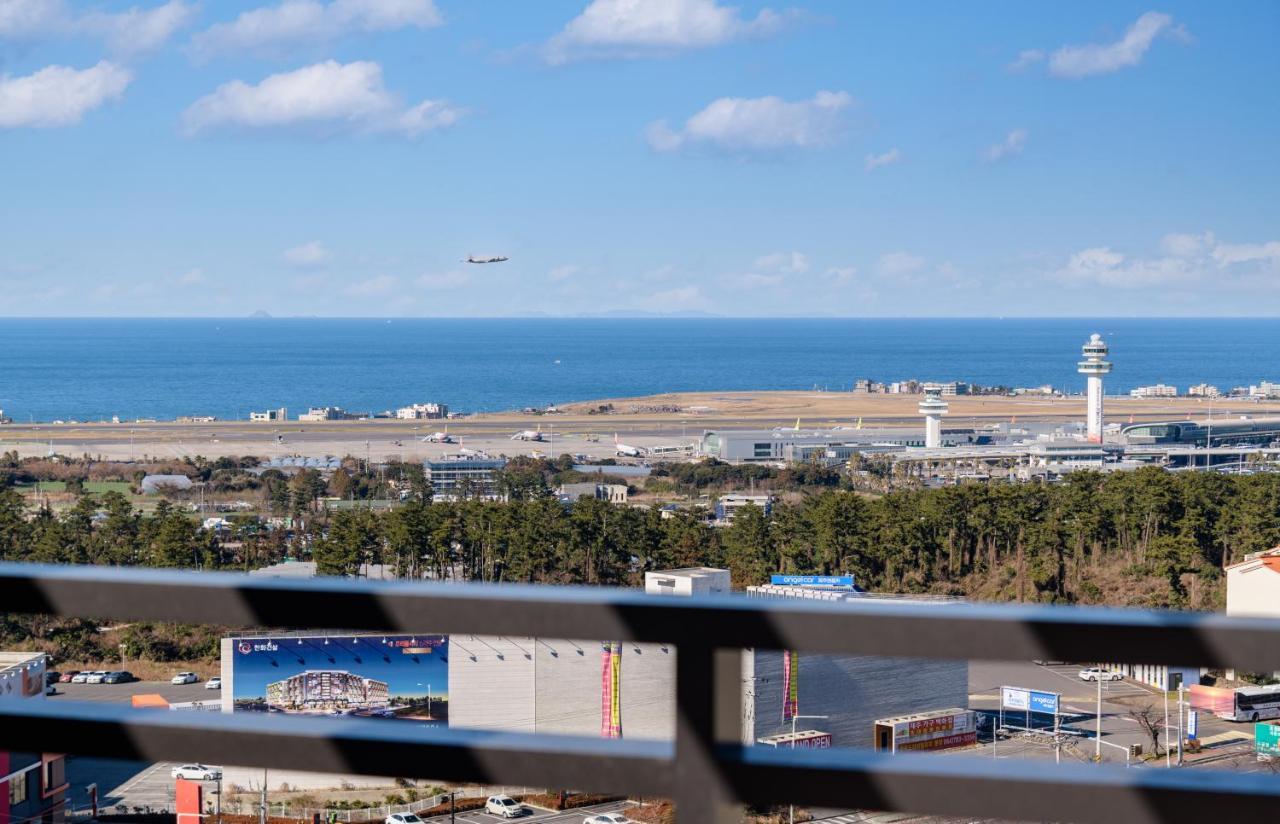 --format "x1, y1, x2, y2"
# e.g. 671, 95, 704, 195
1190, 683, 1280, 722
